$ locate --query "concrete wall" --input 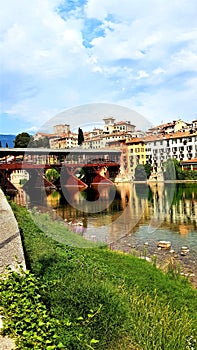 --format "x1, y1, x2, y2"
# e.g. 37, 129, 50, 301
0, 189, 26, 274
